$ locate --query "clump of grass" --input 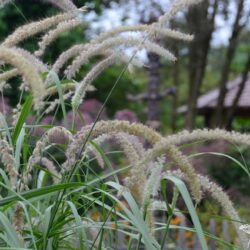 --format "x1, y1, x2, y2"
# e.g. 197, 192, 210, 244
0, 0, 249, 249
